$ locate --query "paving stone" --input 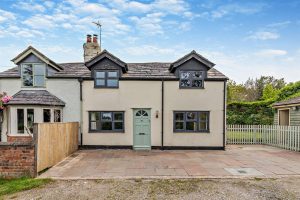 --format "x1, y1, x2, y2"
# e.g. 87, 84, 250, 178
39, 145, 300, 179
